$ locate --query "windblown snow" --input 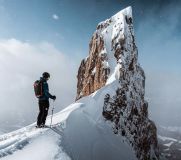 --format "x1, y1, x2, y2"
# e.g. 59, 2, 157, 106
0, 6, 138, 160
